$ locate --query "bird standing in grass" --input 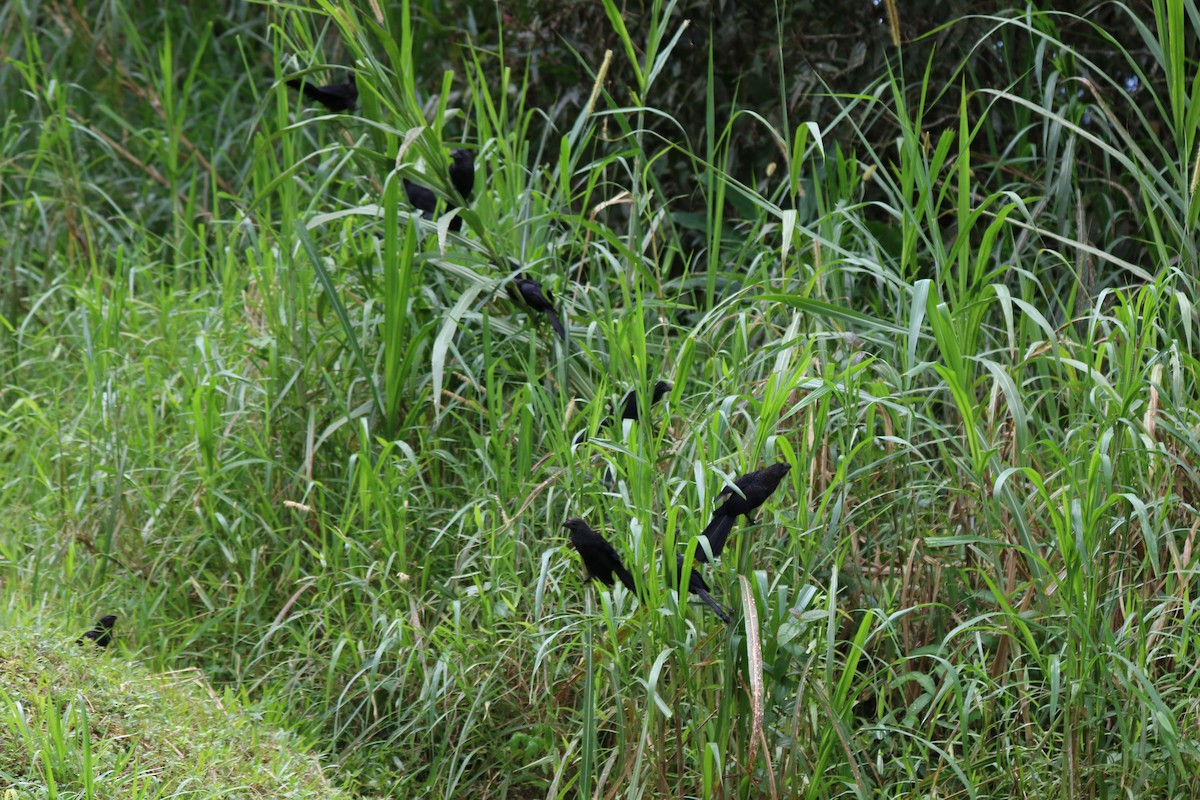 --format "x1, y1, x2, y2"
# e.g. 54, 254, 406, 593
563, 519, 638, 594
403, 179, 438, 219
76, 615, 117, 648
607, 380, 673, 427
404, 177, 464, 232
695, 461, 792, 563
403, 149, 474, 232
287, 74, 357, 112
448, 149, 475, 202
575, 380, 673, 448
676, 555, 730, 623
513, 276, 565, 339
